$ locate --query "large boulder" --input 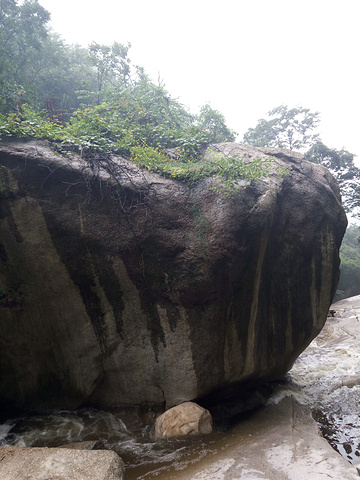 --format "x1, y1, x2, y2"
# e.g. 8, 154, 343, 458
0, 140, 347, 412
